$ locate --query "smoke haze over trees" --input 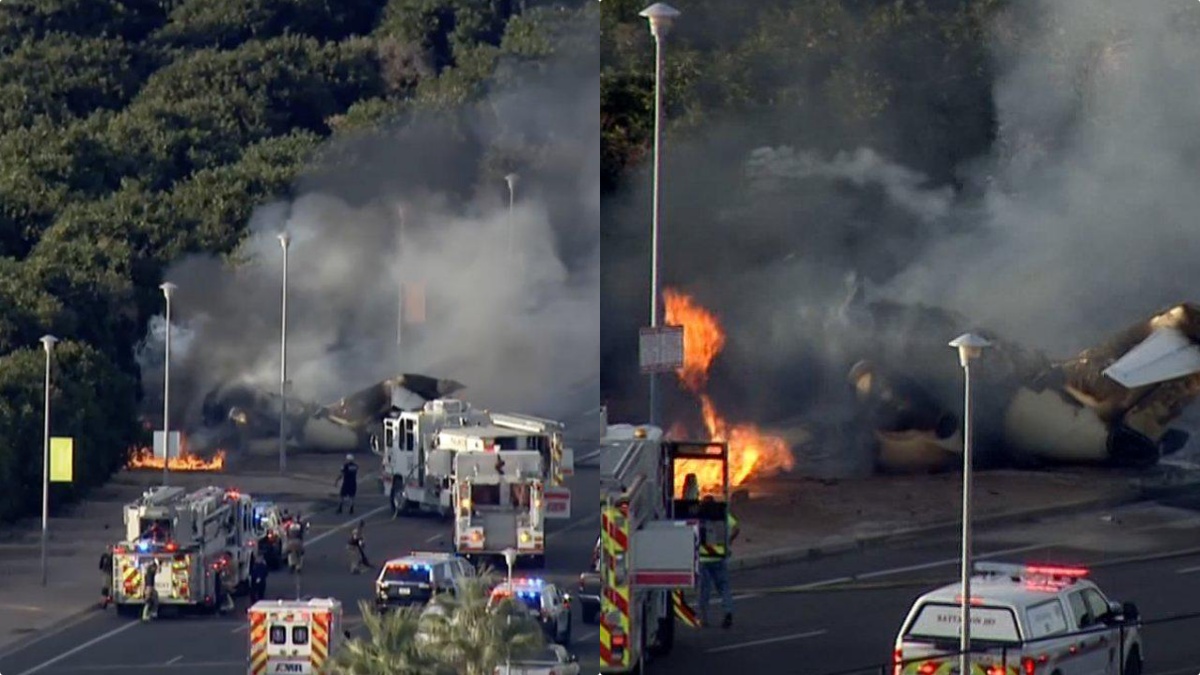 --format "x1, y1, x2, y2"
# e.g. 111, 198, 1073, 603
0, 0, 594, 522
601, 0, 1200, 456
